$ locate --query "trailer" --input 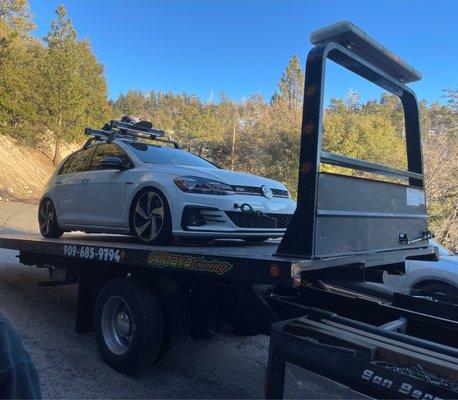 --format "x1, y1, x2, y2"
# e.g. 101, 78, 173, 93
0, 21, 456, 398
